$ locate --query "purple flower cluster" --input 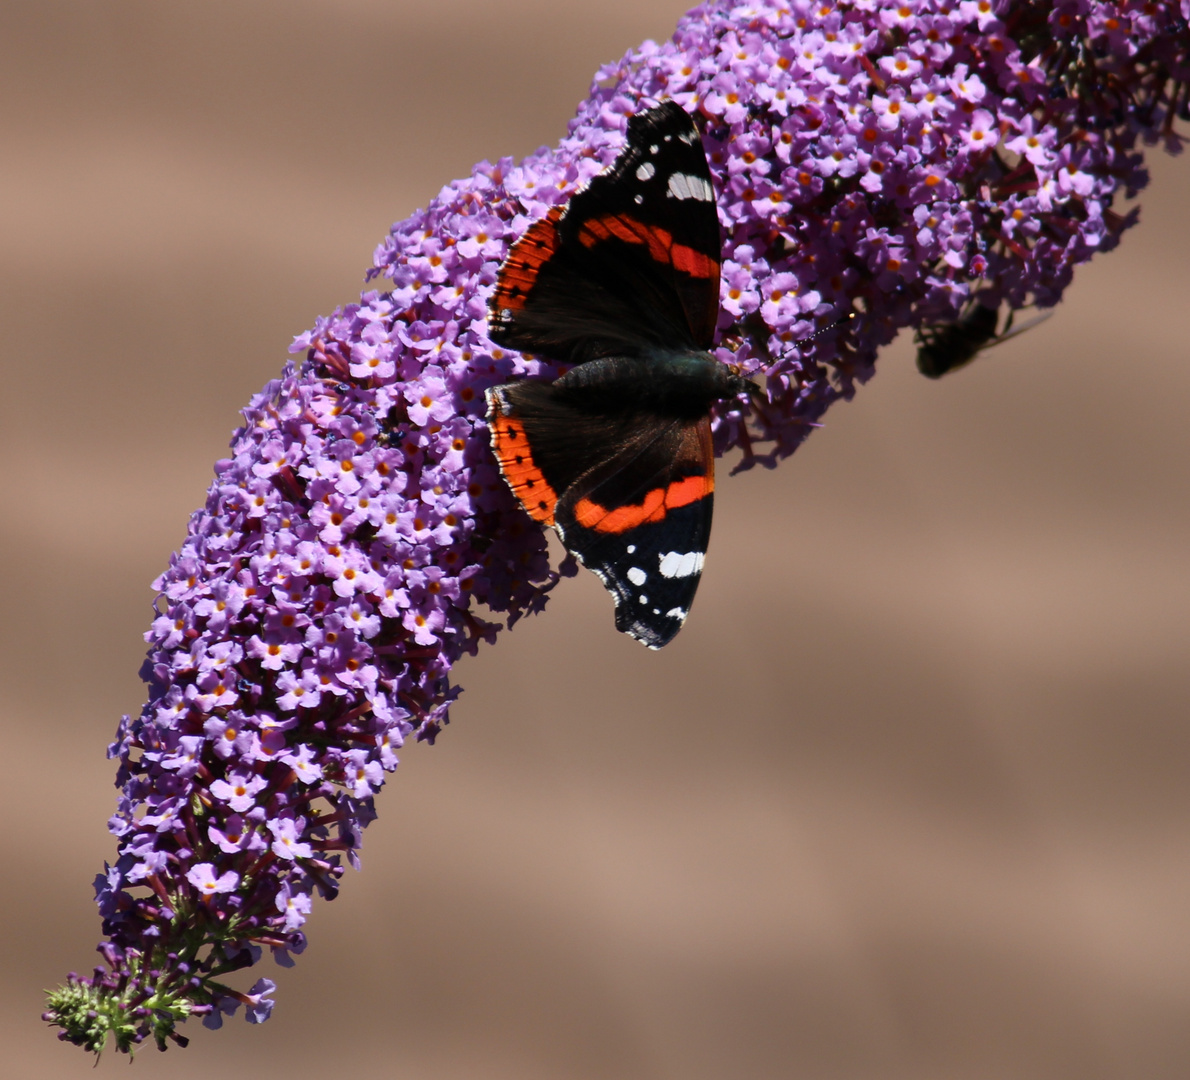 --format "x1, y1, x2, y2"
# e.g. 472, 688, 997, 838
47, 0, 1189, 1056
